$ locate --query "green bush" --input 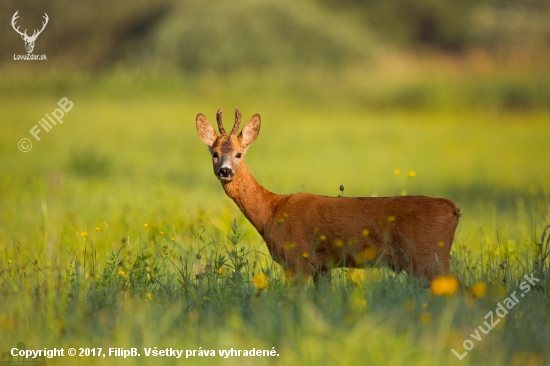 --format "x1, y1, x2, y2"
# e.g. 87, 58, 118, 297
142, 0, 378, 73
